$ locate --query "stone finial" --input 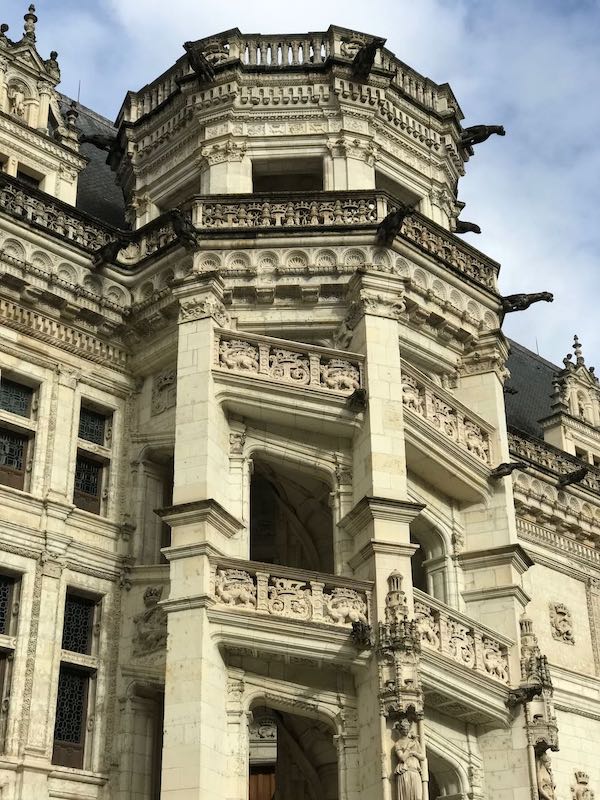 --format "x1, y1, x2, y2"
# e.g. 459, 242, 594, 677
65, 100, 79, 126
573, 335, 585, 366
23, 4, 37, 41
